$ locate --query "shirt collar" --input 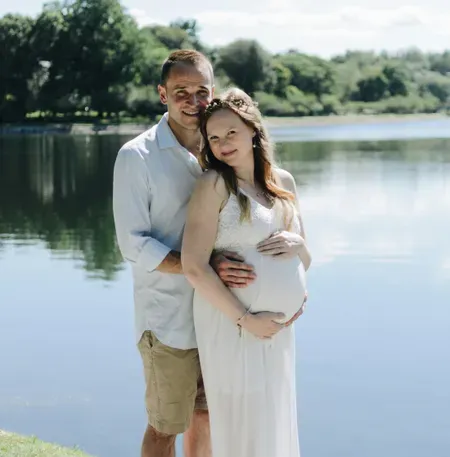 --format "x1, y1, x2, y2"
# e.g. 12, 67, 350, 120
156, 113, 179, 150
